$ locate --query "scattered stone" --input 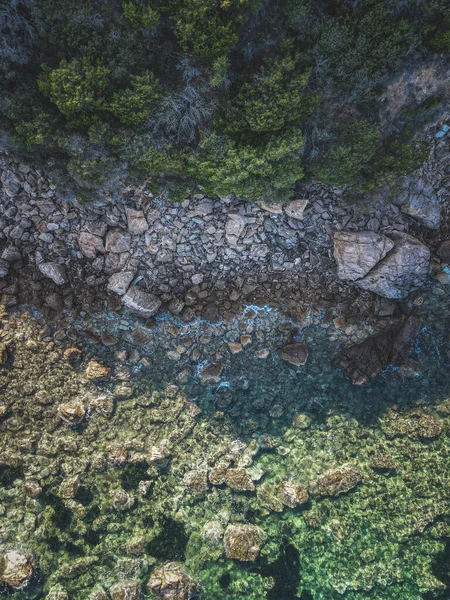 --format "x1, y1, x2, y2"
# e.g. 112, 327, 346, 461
224, 467, 255, 492
228, 342, 242, 354
369, 453, 396, 471
105, 229, 132, 253
63, 347, 81, 362
110, 489, 134, 511
38, 262, 68, 285
184, 469, 208, 494
277, 343, 308, 366
125, 207, 148, 234
312, 464, 362, 497
284, 199, 308, 220
0, 551, 34, 588
255, 348, 269, 359
334, 310, 421, 385
223, 525, 264, 561
225, 214, 246, 239
147, 562, 197, 600
198, 362, 223, 385
79, 232, 105, 259
279, 481, 309, 507
110, 580, 142, 600
107, 271, 135, 296
59, 475, 80, 499
401, 181, 440, 229
46, 586, 69, 600
58, 400, 86, 425
86, 359, 110, 381
122, 286, 161, 318
0, 341, 7, 364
